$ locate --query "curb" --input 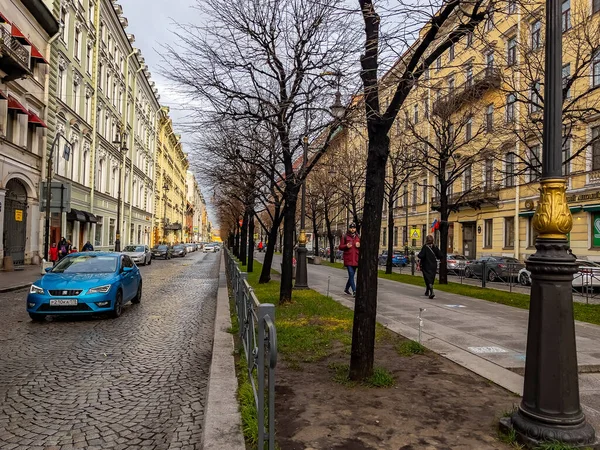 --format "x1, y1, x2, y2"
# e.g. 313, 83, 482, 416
202, 255, 245, 450
0, 283, 32, 293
